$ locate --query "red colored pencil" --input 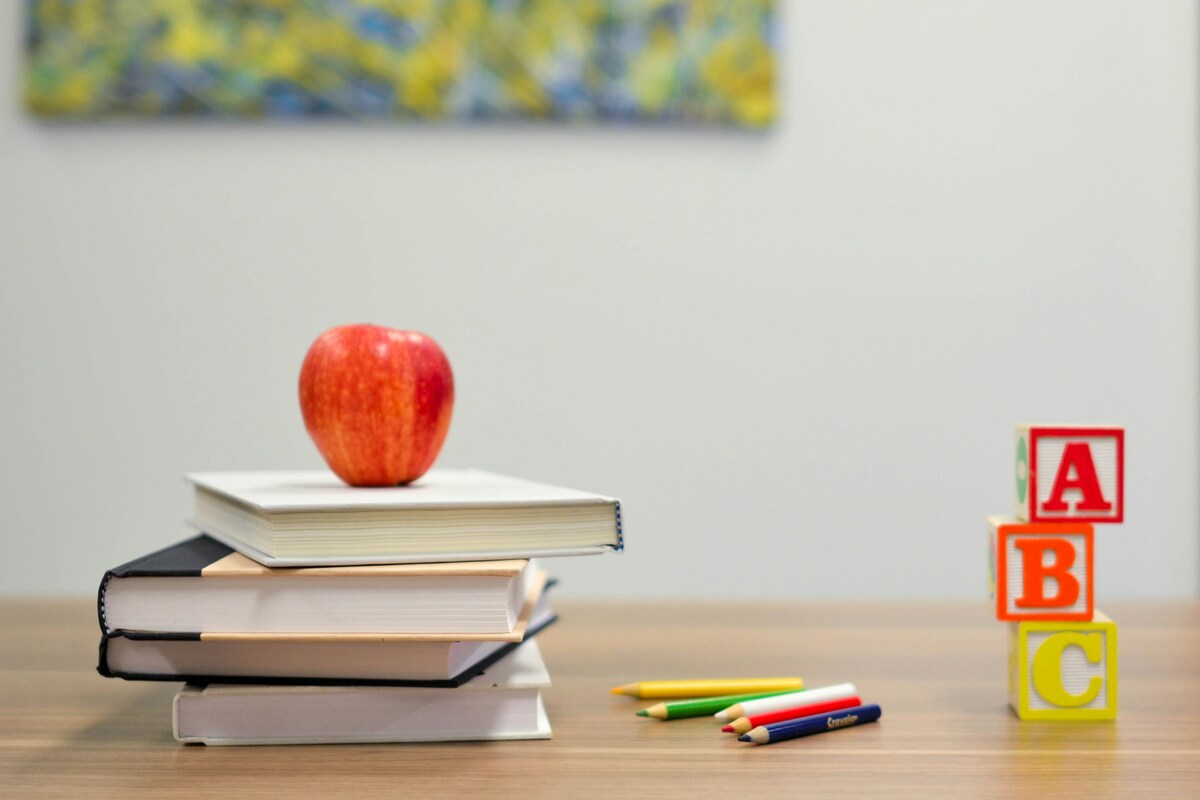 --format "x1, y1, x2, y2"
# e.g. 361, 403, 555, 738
721, 695, 863, 735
